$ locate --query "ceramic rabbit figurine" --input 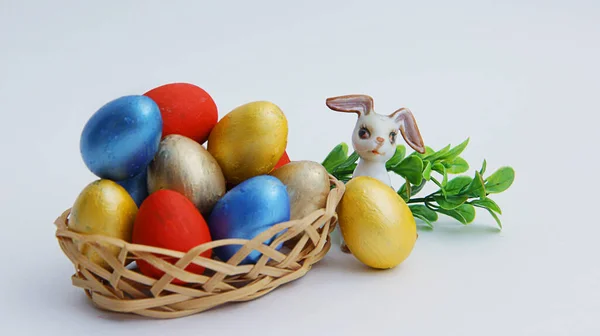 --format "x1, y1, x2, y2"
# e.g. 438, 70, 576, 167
326, 94, 426, 186
326, 94, 426, 253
